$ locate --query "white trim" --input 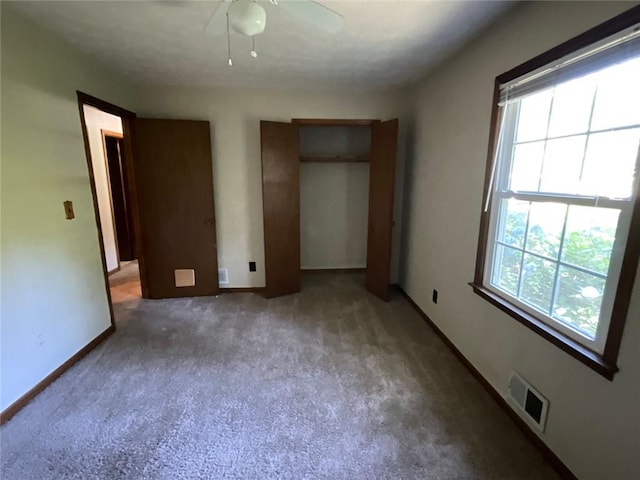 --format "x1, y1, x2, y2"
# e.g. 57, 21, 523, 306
484, 63, 640, 354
